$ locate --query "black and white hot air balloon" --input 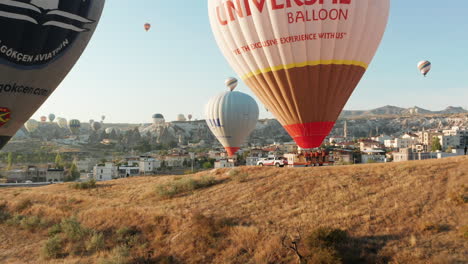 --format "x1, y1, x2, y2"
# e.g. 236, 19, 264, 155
0, 0, 105, 149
